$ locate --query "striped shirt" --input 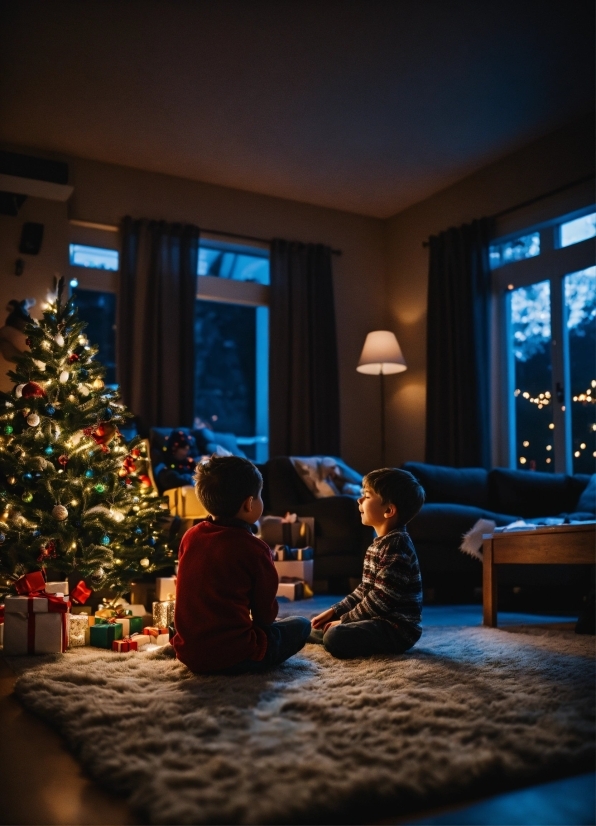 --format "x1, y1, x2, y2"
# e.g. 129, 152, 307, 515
332, 528, 422, 647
